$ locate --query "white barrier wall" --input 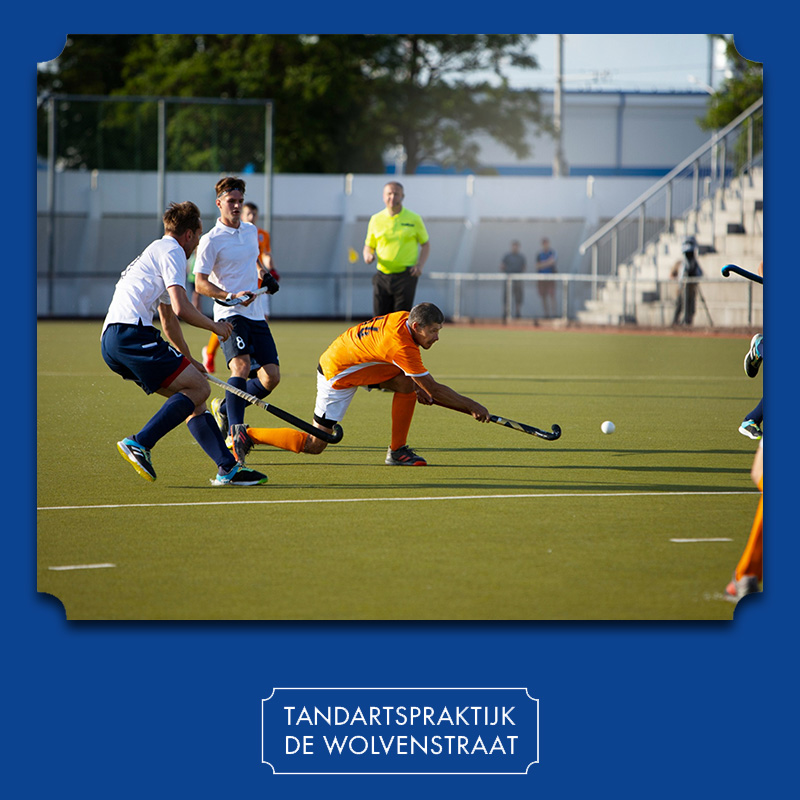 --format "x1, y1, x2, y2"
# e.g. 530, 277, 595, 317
36, 171, 663, 319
